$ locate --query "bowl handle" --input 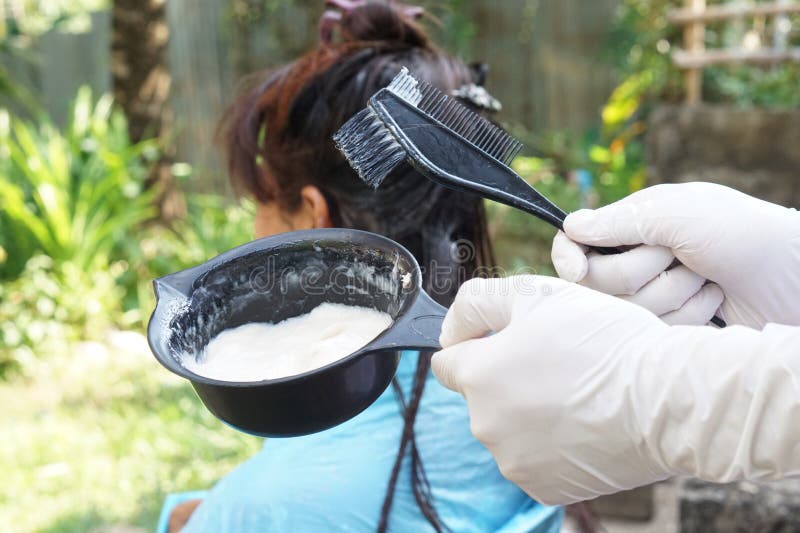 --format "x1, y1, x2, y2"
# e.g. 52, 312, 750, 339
362, 290, 446, 352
